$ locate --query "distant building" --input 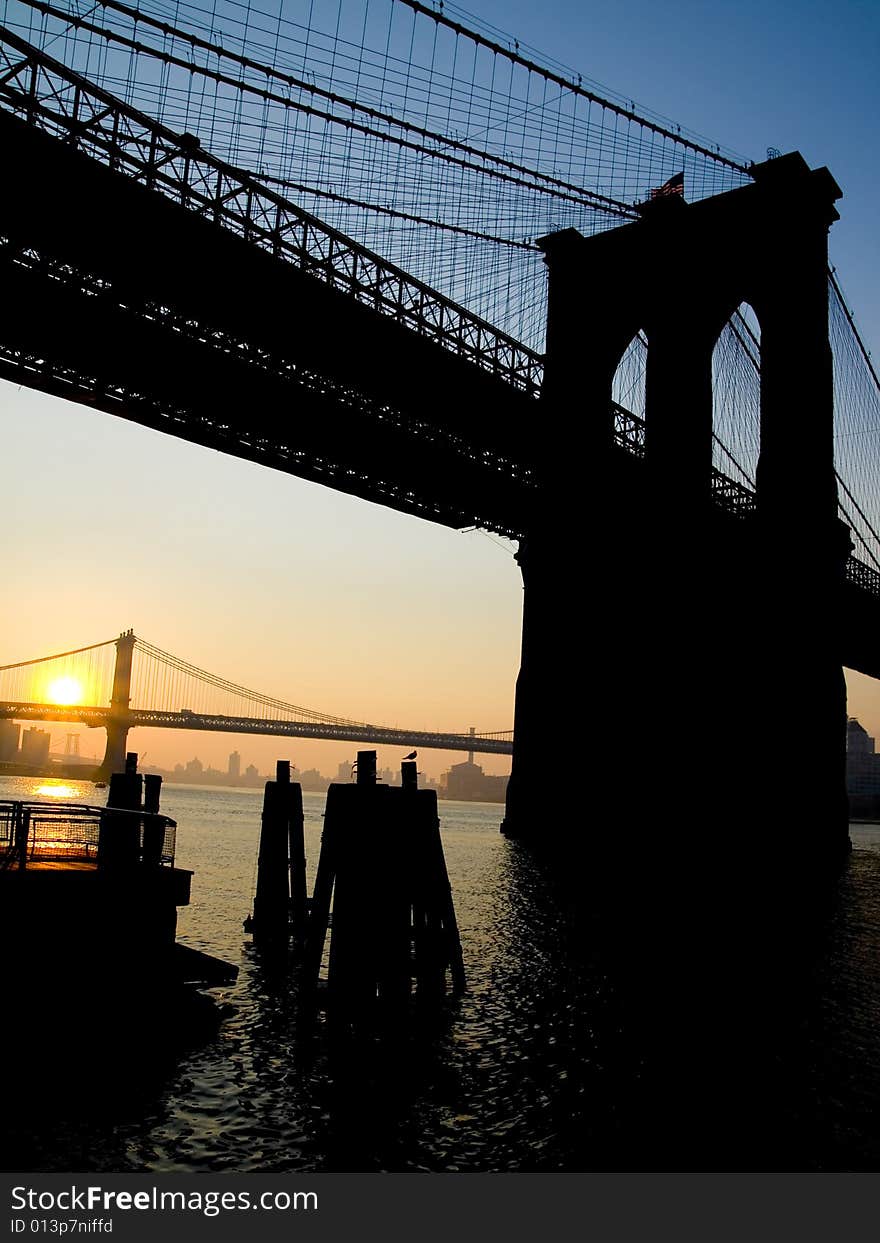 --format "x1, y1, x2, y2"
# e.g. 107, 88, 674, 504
228, 750, 241, 779
245, 763, 259, 780
846, 719, 880, 798
0, 720, 20, 762
299, 767, 329, 792
441, 758, 508, 803
20, 727, 50, 768
847, 718, 874, 757
337, 760, 353, 782
185, 757, 204, 777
